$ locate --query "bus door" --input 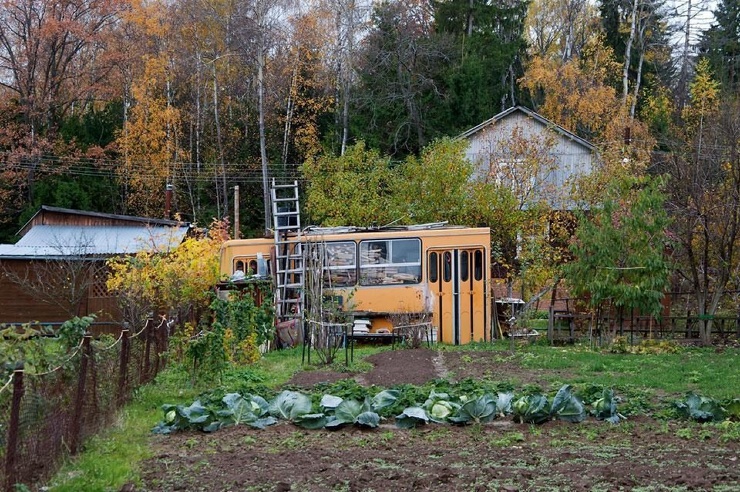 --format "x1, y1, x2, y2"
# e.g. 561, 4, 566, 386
428, 248, 486, 345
